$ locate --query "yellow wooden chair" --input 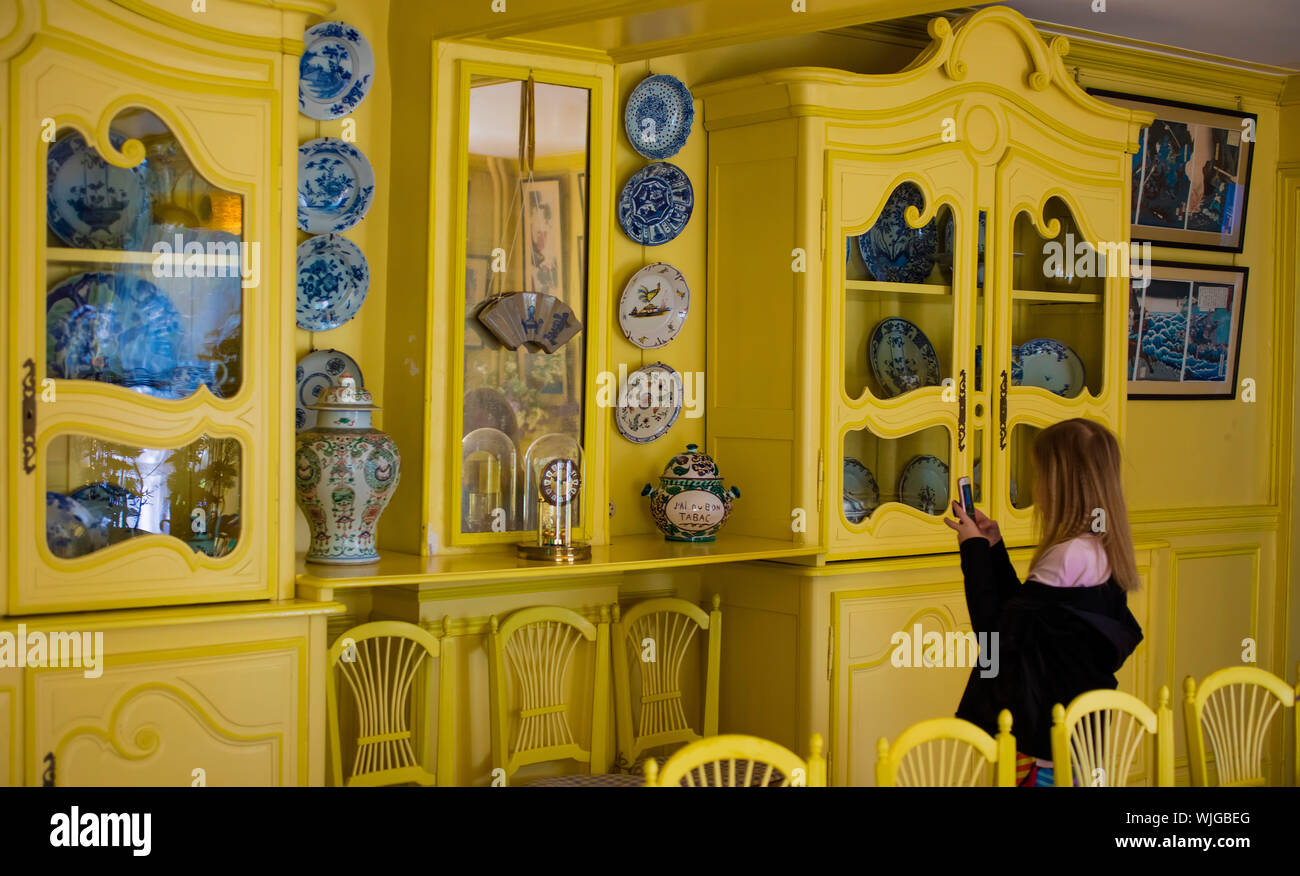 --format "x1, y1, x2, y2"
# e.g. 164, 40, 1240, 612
326, 619, 453, 787
612, 595, 721, 774
1050, 687, 1174, 787
644, 733, 826, 787
488, 605, 622, 786
1184, 666, 1297, 786
876, 710, 1016, 786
